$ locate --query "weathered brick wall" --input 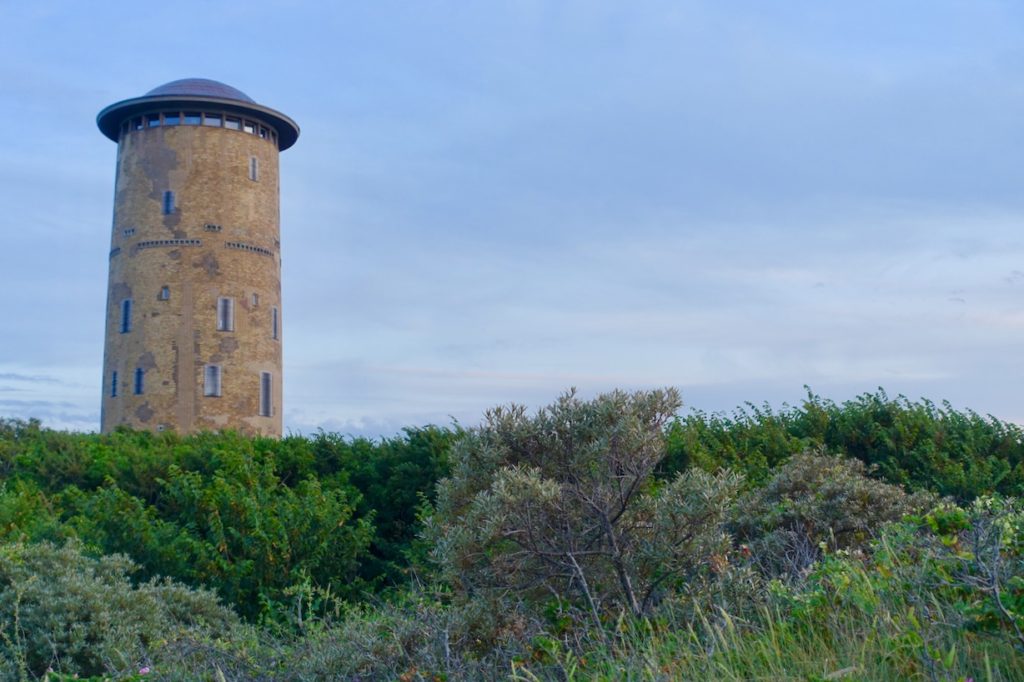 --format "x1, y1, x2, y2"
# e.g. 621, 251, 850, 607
101, 124, 283, 436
